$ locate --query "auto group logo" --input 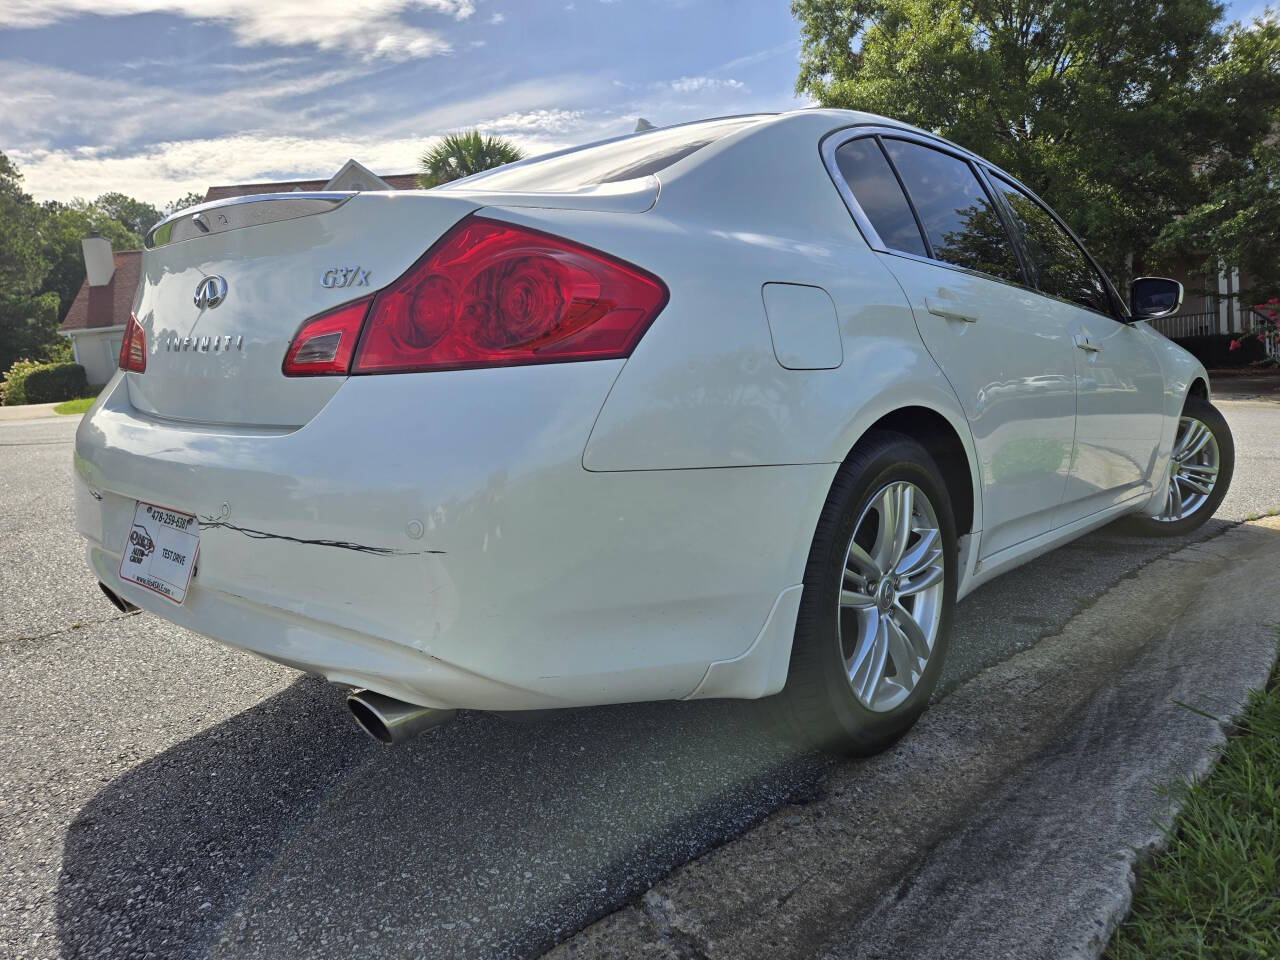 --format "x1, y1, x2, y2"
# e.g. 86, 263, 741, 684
127, 524, 155, 567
